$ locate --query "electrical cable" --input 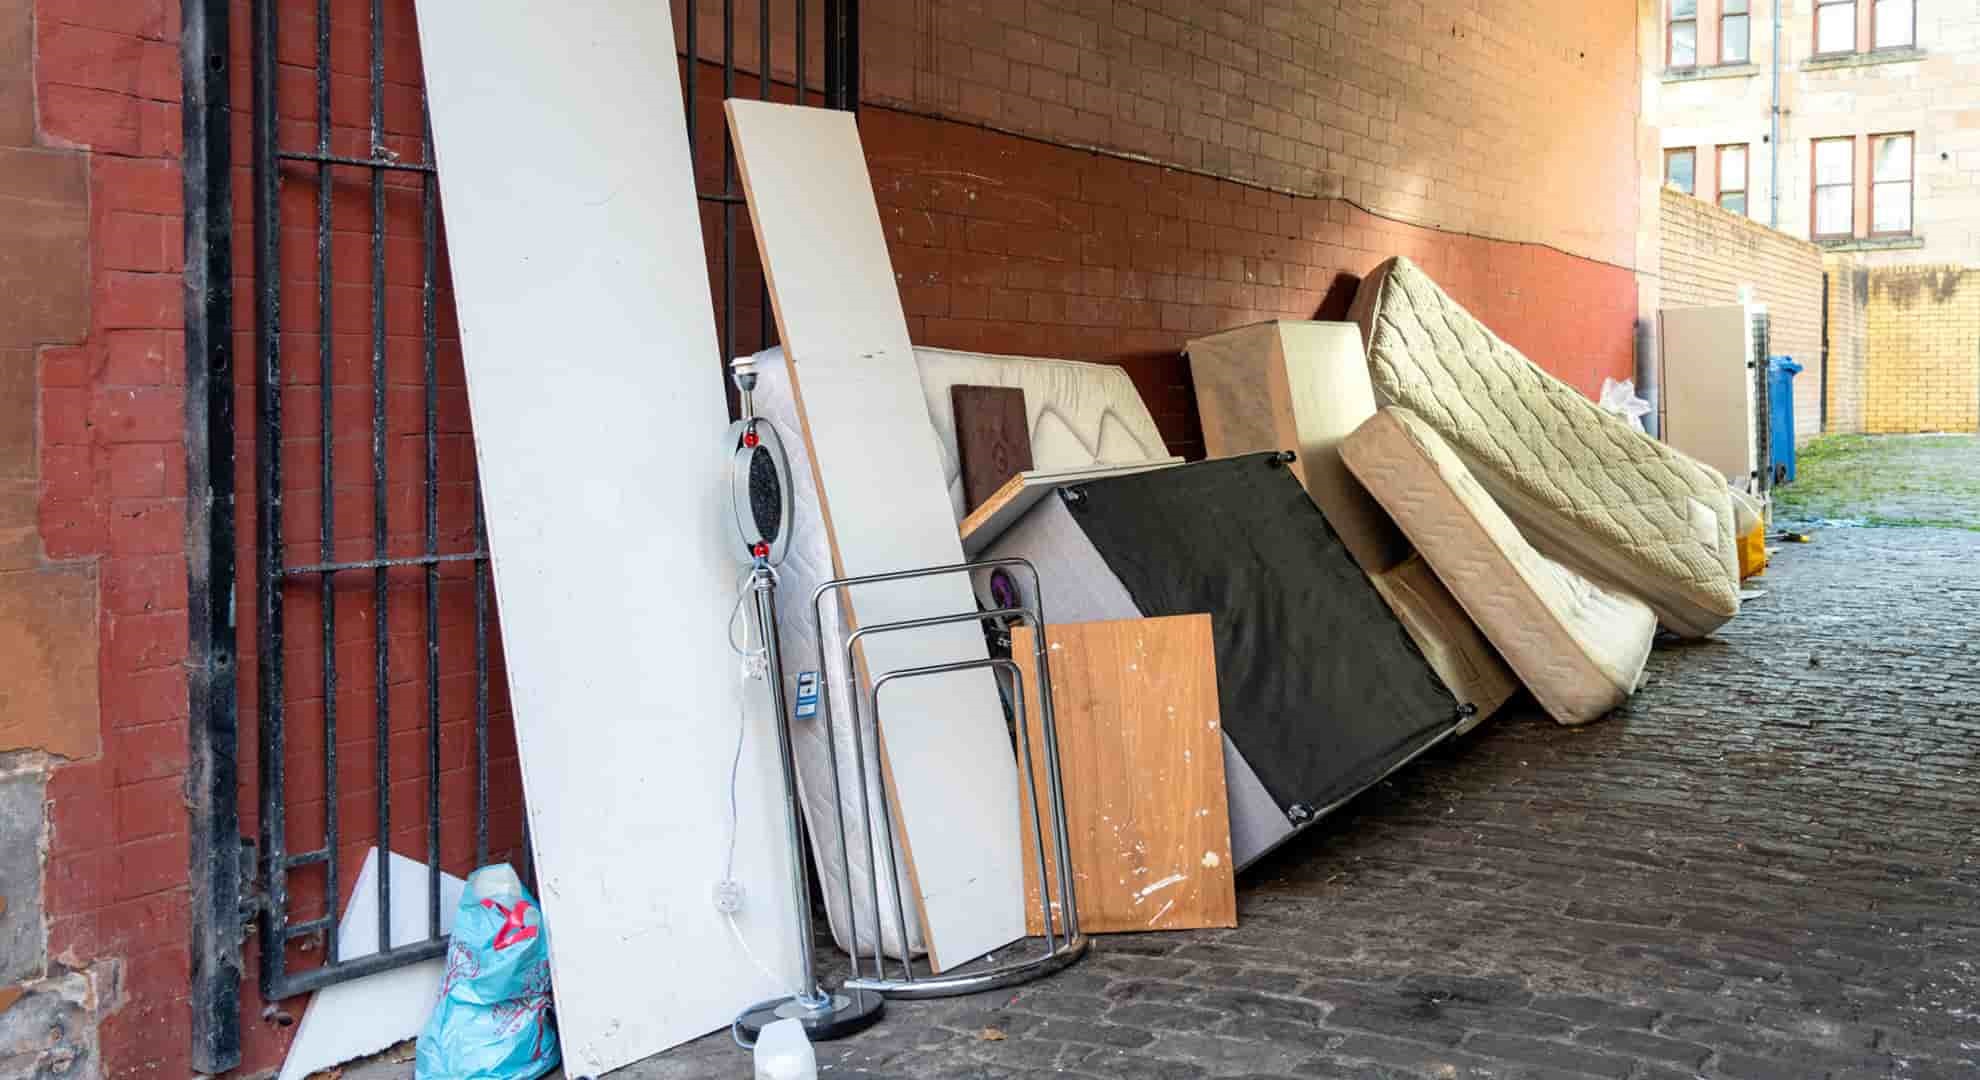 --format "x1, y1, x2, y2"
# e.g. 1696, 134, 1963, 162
721, 560, 806, 1052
